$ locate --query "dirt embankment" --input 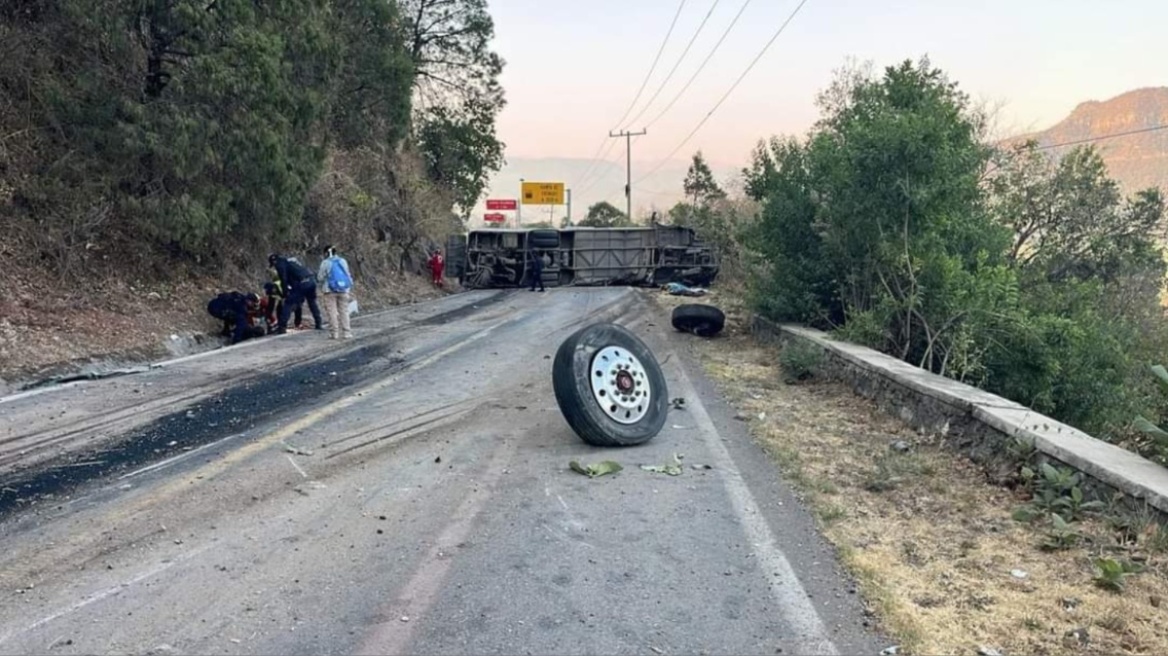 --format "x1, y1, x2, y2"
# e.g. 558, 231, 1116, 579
0, 263, 448, 393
